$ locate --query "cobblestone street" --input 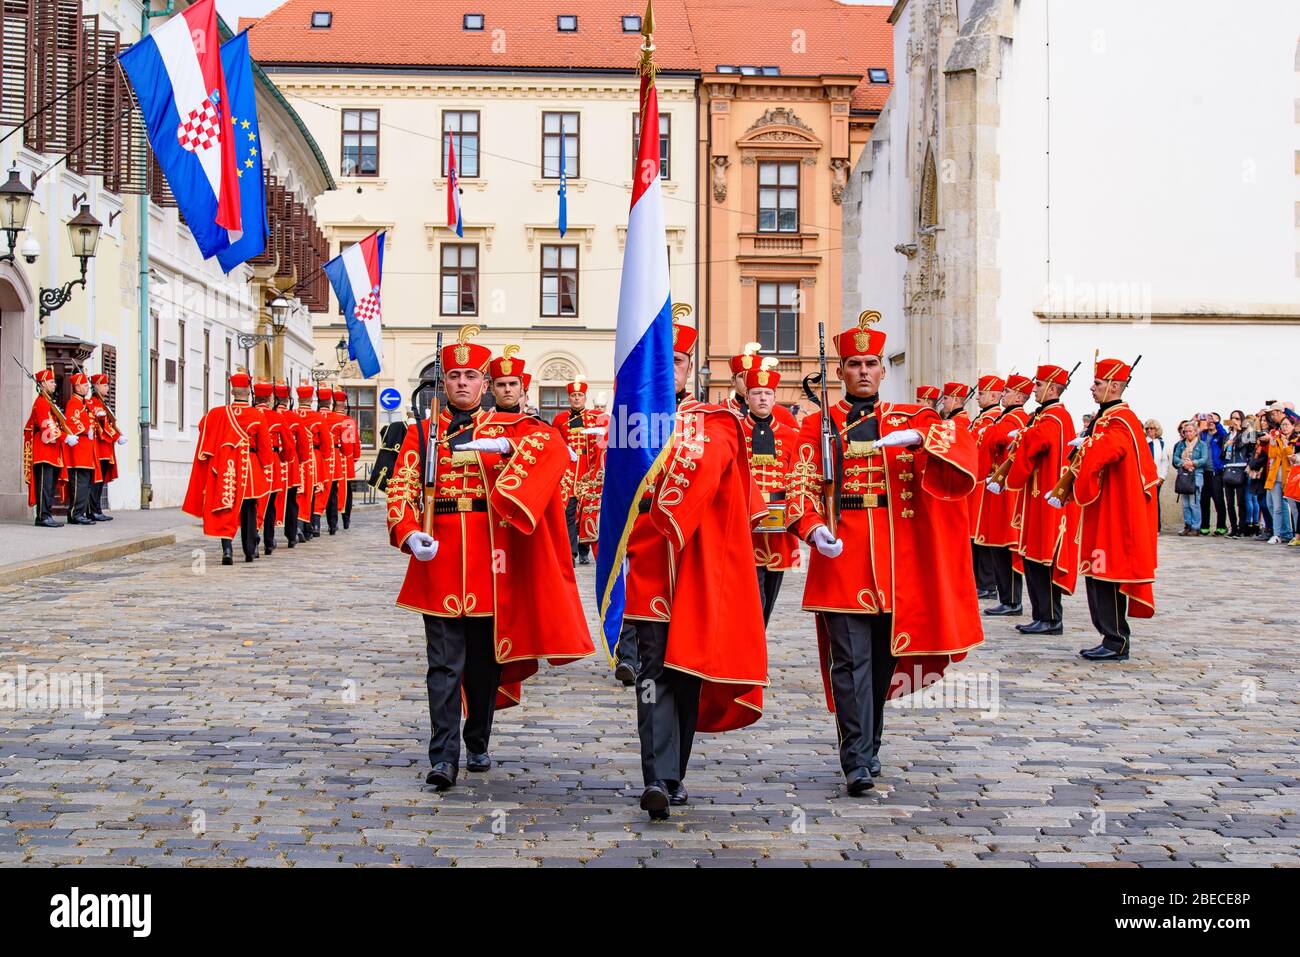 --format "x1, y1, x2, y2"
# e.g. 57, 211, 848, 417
1, 507, 1296, 868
